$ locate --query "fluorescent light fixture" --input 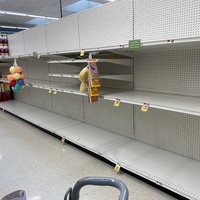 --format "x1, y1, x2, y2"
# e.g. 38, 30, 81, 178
0, 25, 29, 29
5, 11, 27, 16
0, 10, 59, 20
